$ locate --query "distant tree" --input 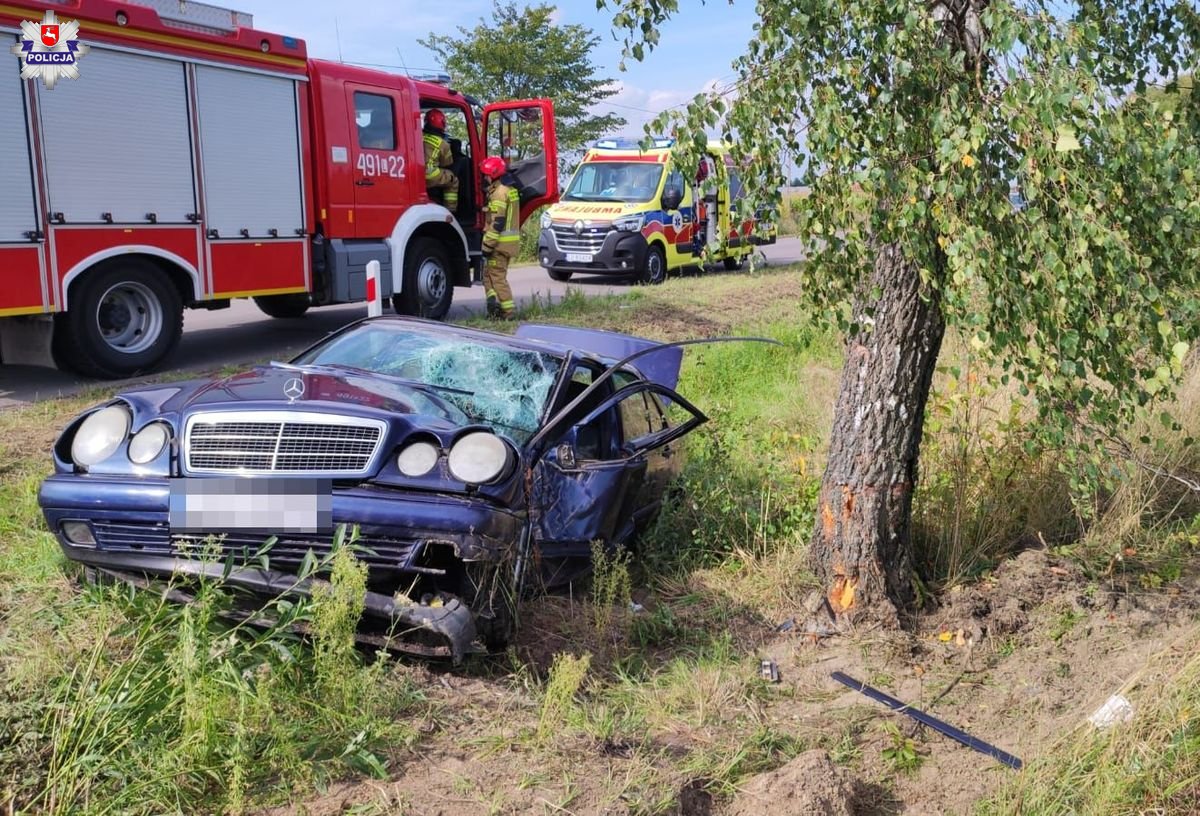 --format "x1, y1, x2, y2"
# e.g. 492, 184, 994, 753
420, 3, 625, 156
607, 0, 1200, 625
789, 176, 804, 187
